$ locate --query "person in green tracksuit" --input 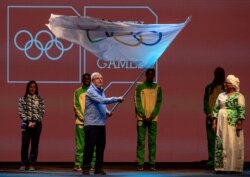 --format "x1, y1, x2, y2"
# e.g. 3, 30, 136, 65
135, 68, 162, 171
73, 73, 95, 171
203, 67, 225, 168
